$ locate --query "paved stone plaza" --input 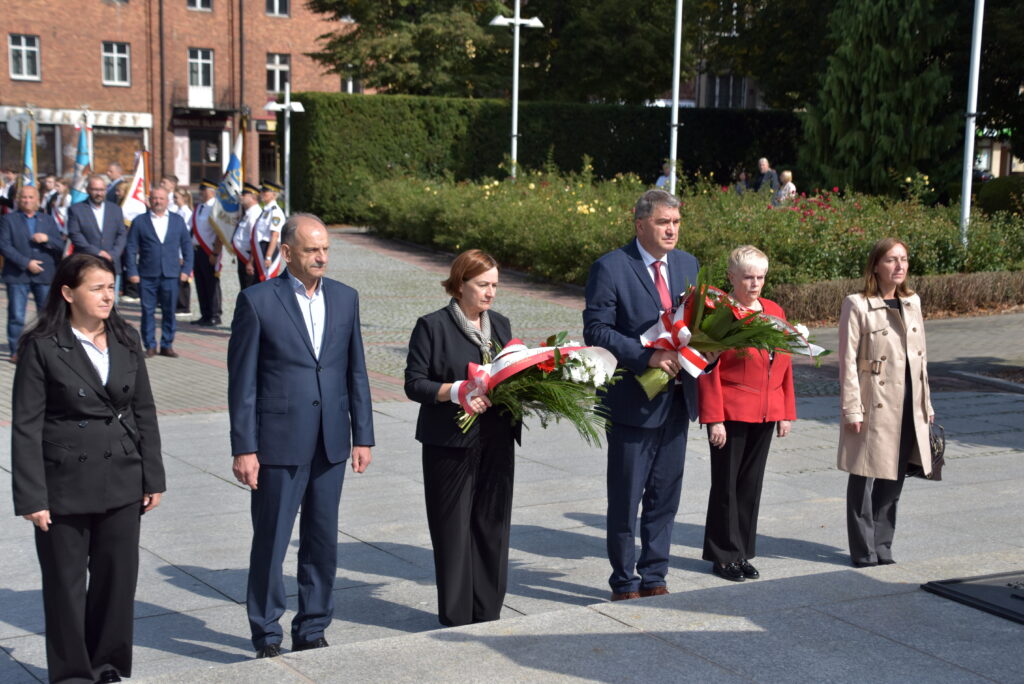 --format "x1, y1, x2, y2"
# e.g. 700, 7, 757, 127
1, 230, 1022, 682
